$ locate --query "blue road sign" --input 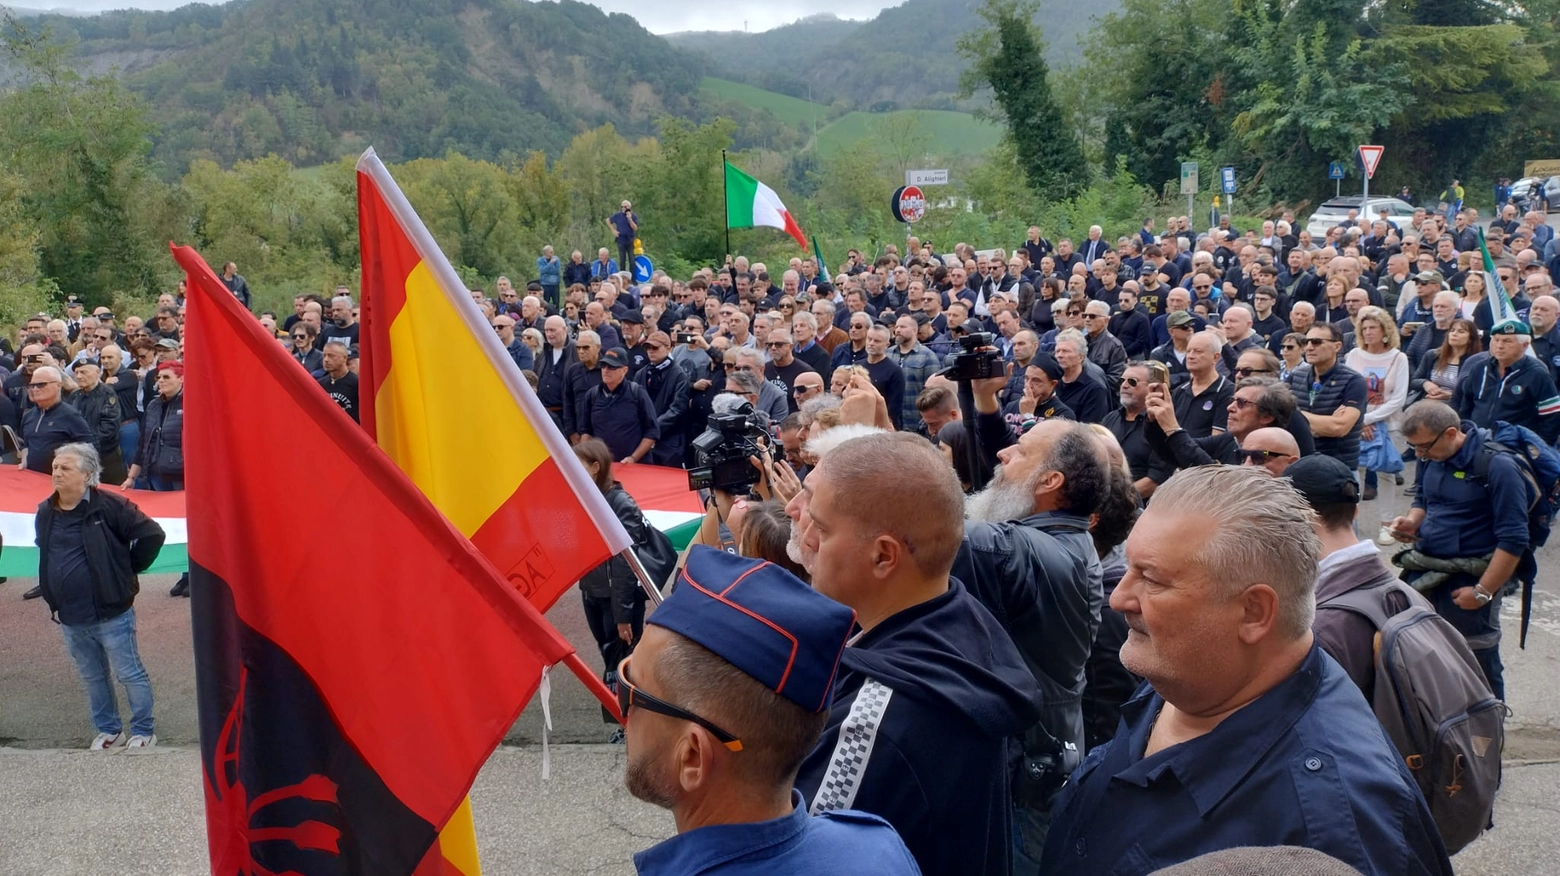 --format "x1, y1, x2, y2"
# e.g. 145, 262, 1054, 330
1329, 161, 1347, 180
1220, 166, 1237, 195
633, 255, 654, 283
